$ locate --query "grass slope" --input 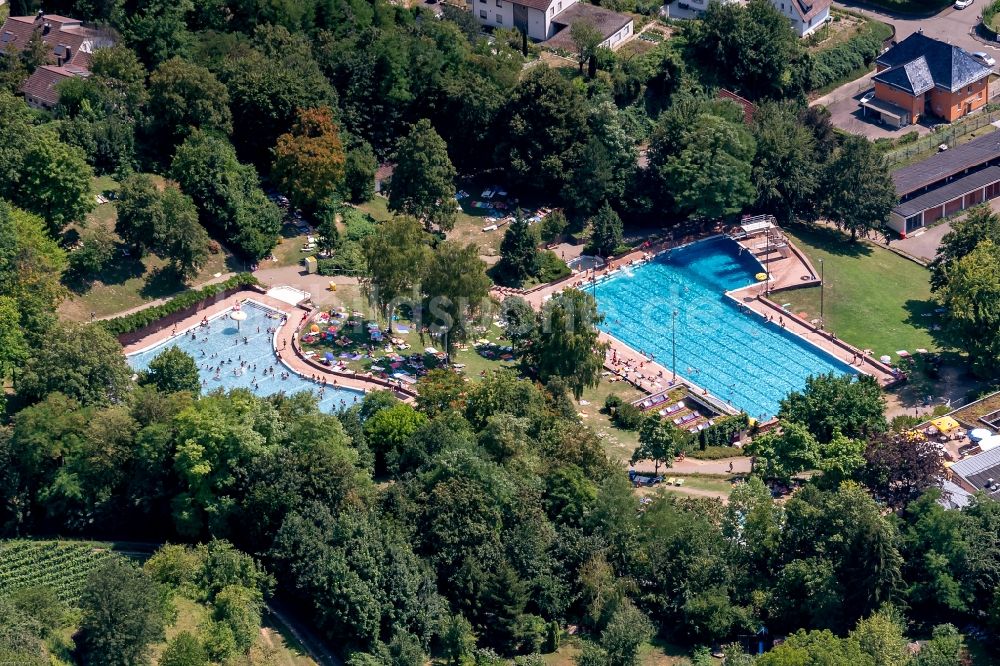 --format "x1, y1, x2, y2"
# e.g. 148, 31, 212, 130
780, 226, 938, 358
